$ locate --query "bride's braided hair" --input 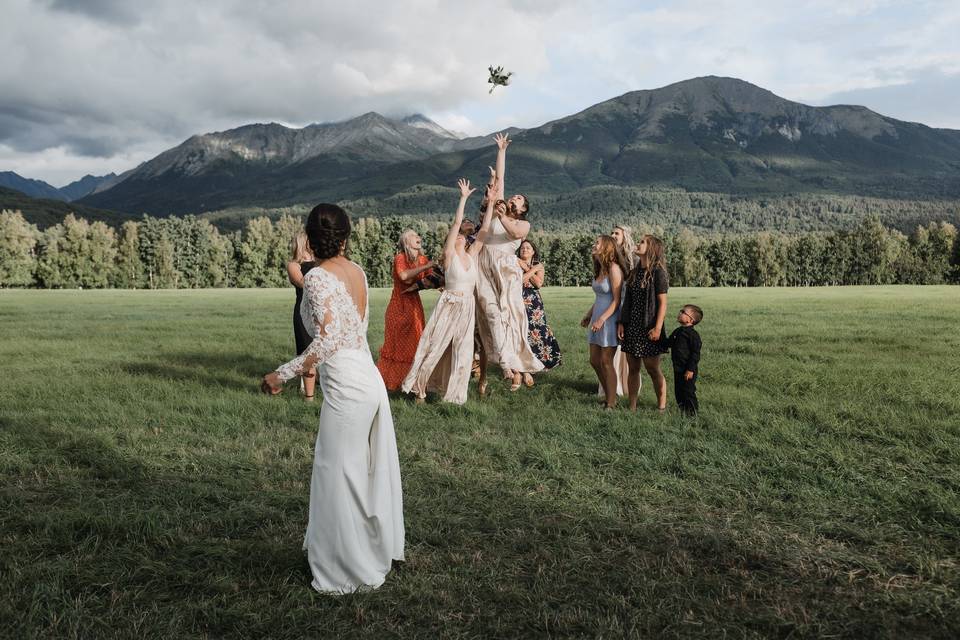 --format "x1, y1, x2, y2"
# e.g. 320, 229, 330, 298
305, 203, 351, 260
